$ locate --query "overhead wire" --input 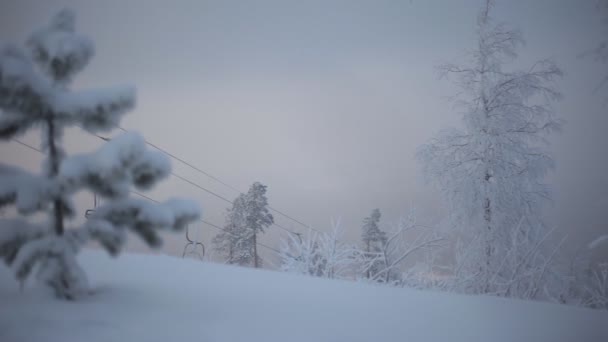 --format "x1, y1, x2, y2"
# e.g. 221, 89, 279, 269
11, 138, 43, 154
88, 128, 321, 236
3, 140, 285, 256
12, 132, 316, 249
113, 126, 319, 233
